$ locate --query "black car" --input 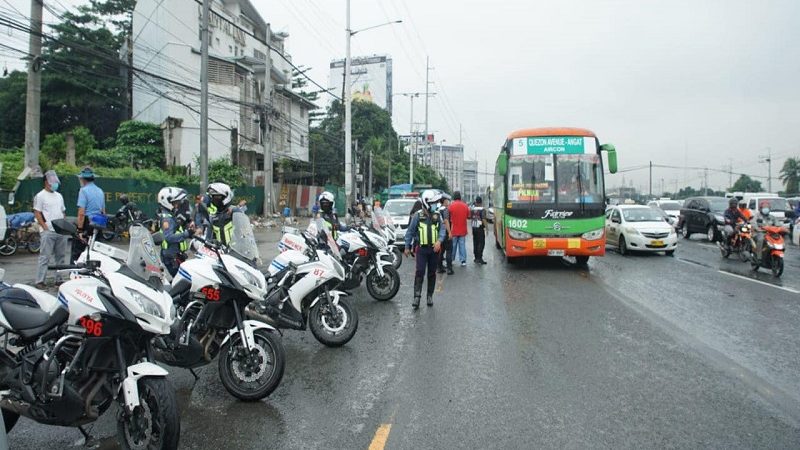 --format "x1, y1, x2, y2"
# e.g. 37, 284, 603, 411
677, 196, 729, 241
